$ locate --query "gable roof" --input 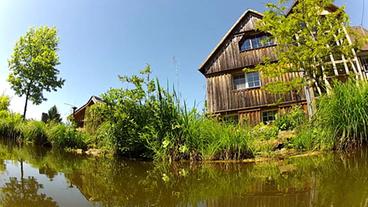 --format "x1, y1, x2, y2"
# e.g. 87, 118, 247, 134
198, 9, 264, 74
286, 0, 339, 16
74, 96, 103, 115
199, 2, 341, 75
